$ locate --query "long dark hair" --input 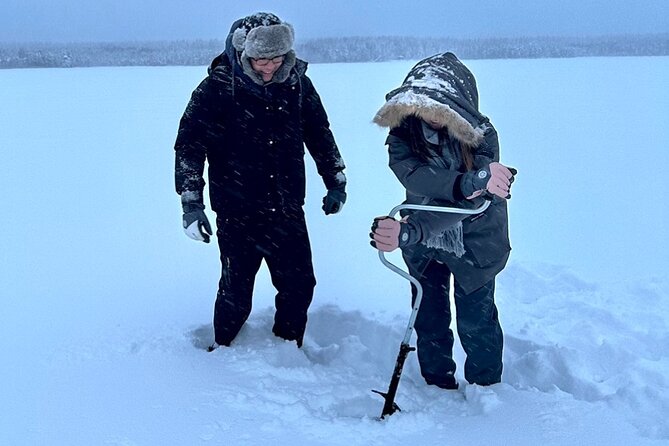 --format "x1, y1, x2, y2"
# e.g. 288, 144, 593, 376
404, 115, 474, 171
